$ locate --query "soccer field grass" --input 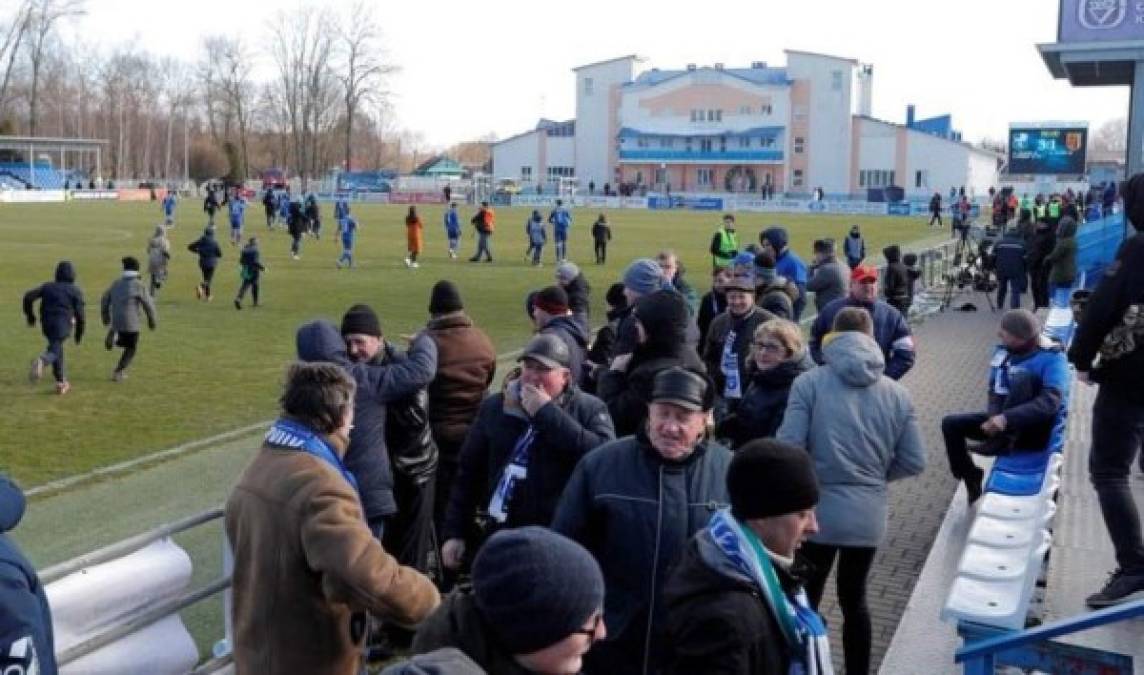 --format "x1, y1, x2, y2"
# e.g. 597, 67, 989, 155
2, 200, 936, 486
